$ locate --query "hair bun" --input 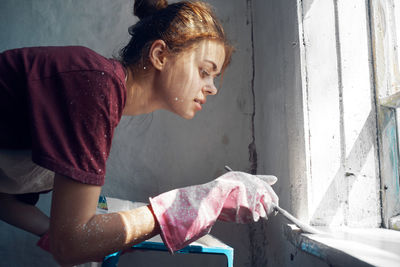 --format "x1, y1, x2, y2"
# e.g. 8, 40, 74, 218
134, 0, 168, 20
